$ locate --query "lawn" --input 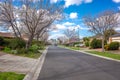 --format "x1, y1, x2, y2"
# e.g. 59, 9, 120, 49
0, 72, 25, 80
87, 51, 120, 60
